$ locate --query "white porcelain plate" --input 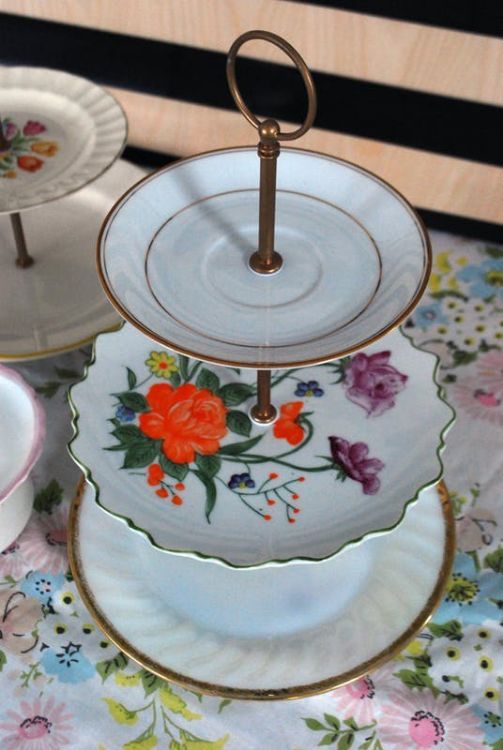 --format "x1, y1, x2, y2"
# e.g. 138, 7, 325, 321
98, 147, 431, 368
0, 66, 127, 213
70, 479, 455, 699
0, 160, 145, 360
69, 322, 454, 567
